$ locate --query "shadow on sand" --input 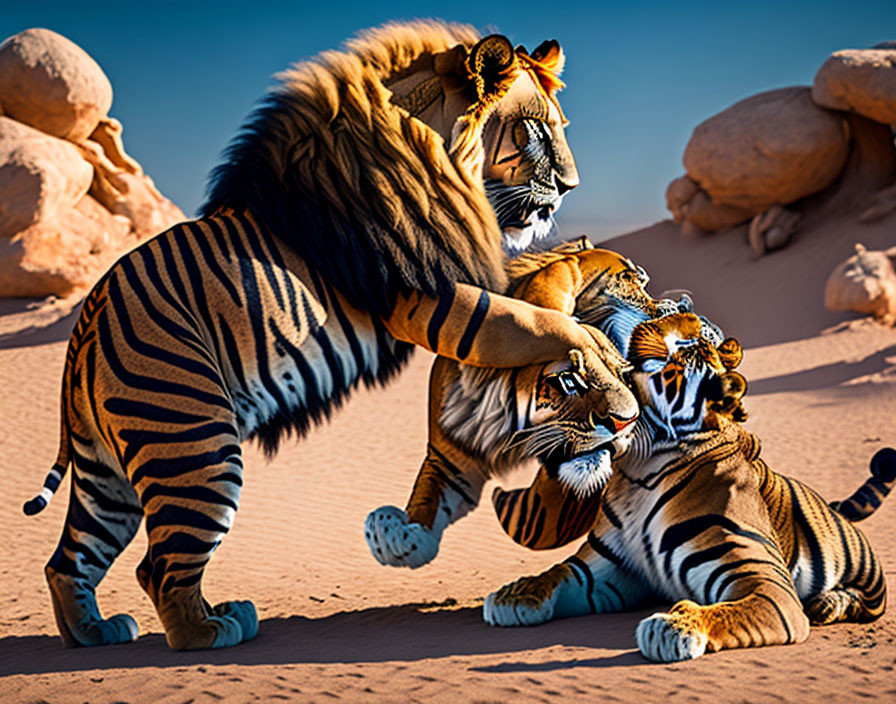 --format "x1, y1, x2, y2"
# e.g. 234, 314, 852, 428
0, 603, 655, 676
0, 298, 82, 350
748, 344, 896, 396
